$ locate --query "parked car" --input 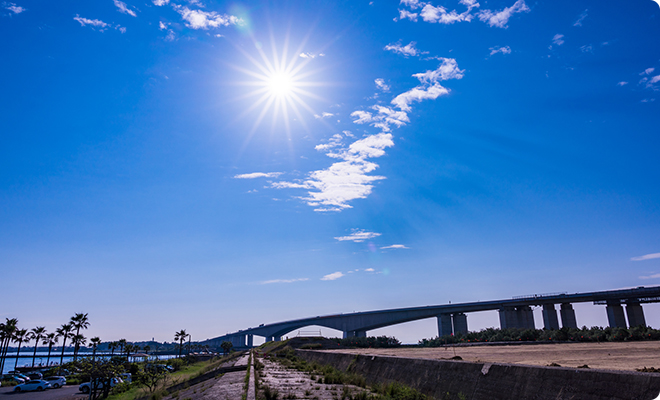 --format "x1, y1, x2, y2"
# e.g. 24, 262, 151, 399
8, 372, 31, 382
1, 374, 25, 384
27, 372, 43, 380
79, 378, 122, 394
119, 373, 131, 384
13, 380, 51, 392
43, 376, 66, 388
